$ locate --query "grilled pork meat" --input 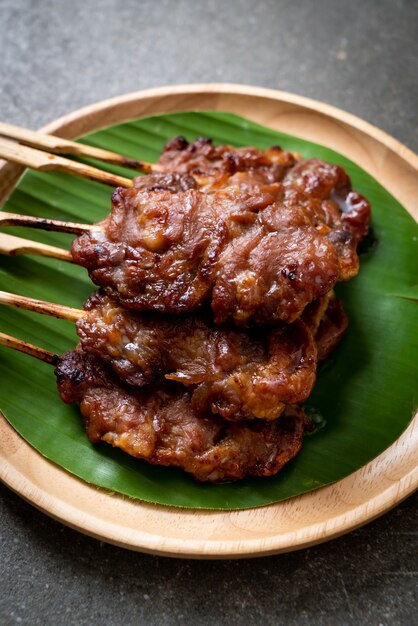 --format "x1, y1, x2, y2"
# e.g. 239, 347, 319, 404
71, 148, 370, 325
77, 291, 317, 421
56, 348, 310, 483
158, 136, 297, 183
